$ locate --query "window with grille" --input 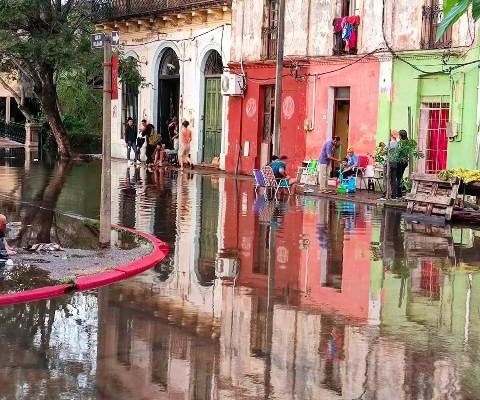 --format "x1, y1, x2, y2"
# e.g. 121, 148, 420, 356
261, 0, 278, 60
418, 101, 450, 174
421, 0, 452, 49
